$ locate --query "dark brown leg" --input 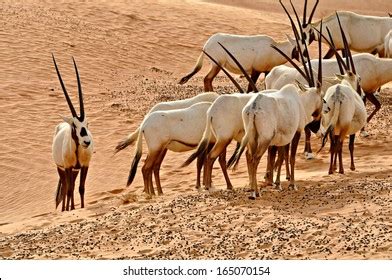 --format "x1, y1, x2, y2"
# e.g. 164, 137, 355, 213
70, 170, 79, 210
265, 146, 277, 186
79, 167, 87, 208
218, 147, 233, 190
365, 93, 381, 124
349, 134, 356, 171
289, 132, 301, 190
284, 144, 290, 180
204, 66, 220, 92
65, 168, 73, 211
328, 134, 335, 174
205, 140, 230, 190
304, 126, 313, 159
56, 168, 66, 211
247, 70, 261, 93
153, 149, 167, 195
274, 146, 286, 190
338, 138, 344, 174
